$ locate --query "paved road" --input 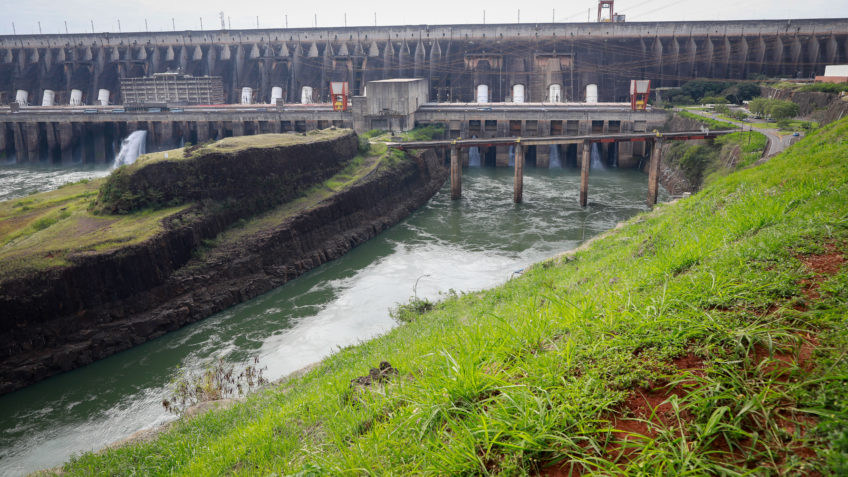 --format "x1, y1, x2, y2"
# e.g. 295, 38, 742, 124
682, 108, 798, 157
